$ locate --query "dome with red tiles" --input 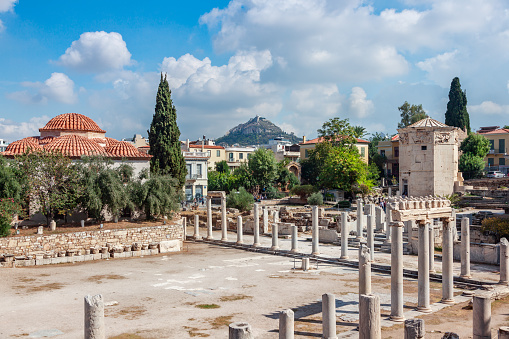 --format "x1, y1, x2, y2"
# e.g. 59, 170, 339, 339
39, 113, 106, 133
106, 141, 151, 158
44, 135, 107, 157
3, 138, 42, 155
